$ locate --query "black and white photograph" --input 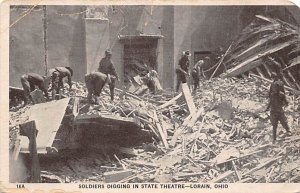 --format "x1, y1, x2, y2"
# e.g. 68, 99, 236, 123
4, 1, 300, 187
